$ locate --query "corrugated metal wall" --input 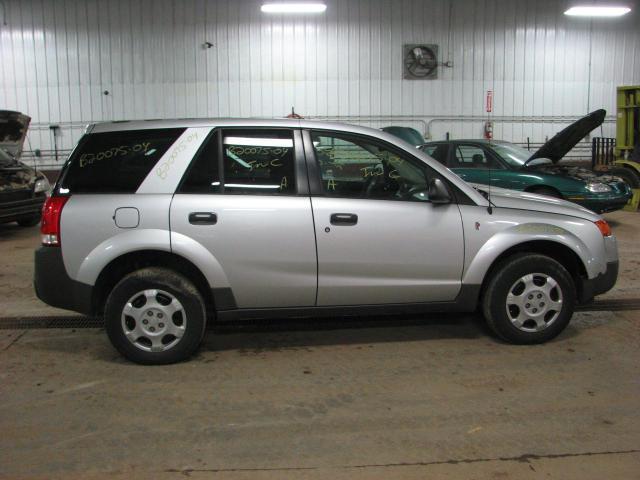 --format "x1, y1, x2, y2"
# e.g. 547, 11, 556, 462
1, 0, 639, 167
